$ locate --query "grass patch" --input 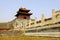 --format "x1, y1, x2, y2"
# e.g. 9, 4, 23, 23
0, 35, 60, 40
